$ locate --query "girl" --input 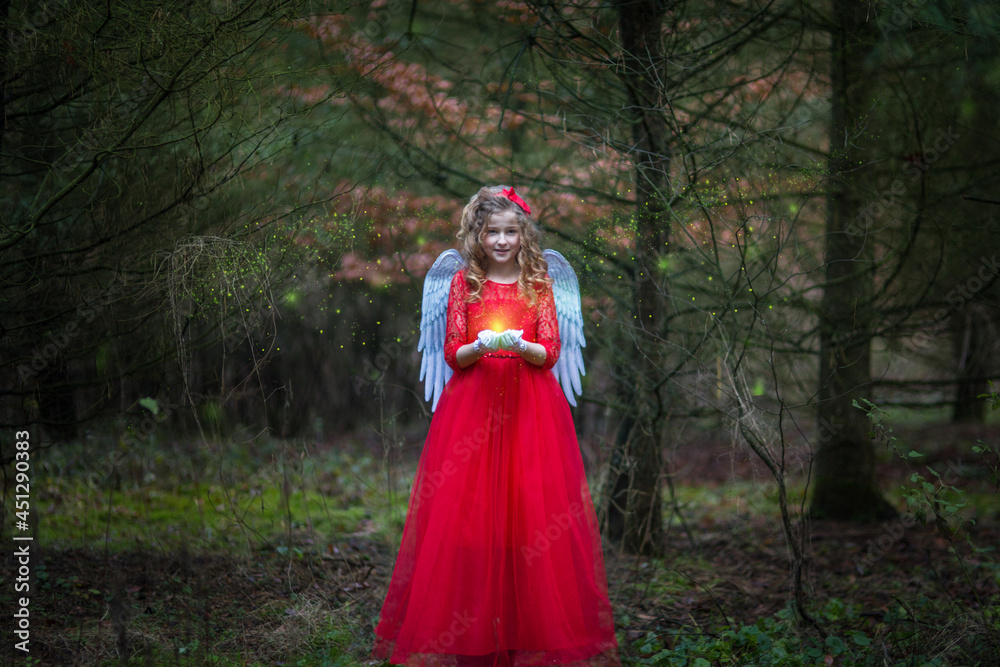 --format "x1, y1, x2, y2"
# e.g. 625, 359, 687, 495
371, 186, 619, 667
